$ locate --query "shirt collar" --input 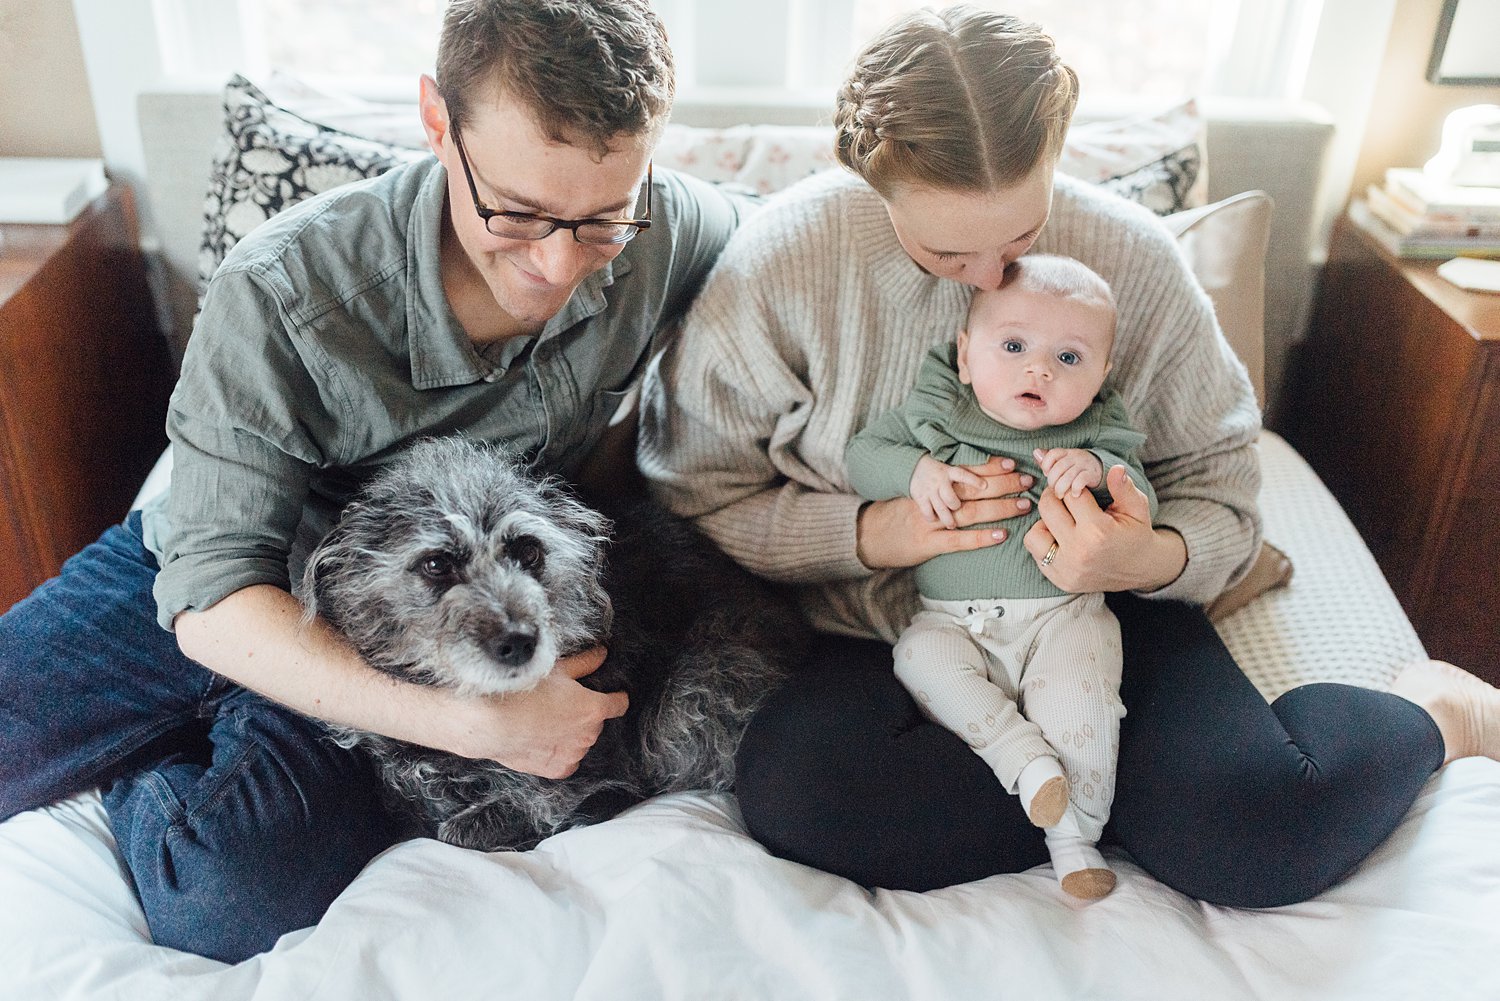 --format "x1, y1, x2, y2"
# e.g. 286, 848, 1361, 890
404, 160, 634, 390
